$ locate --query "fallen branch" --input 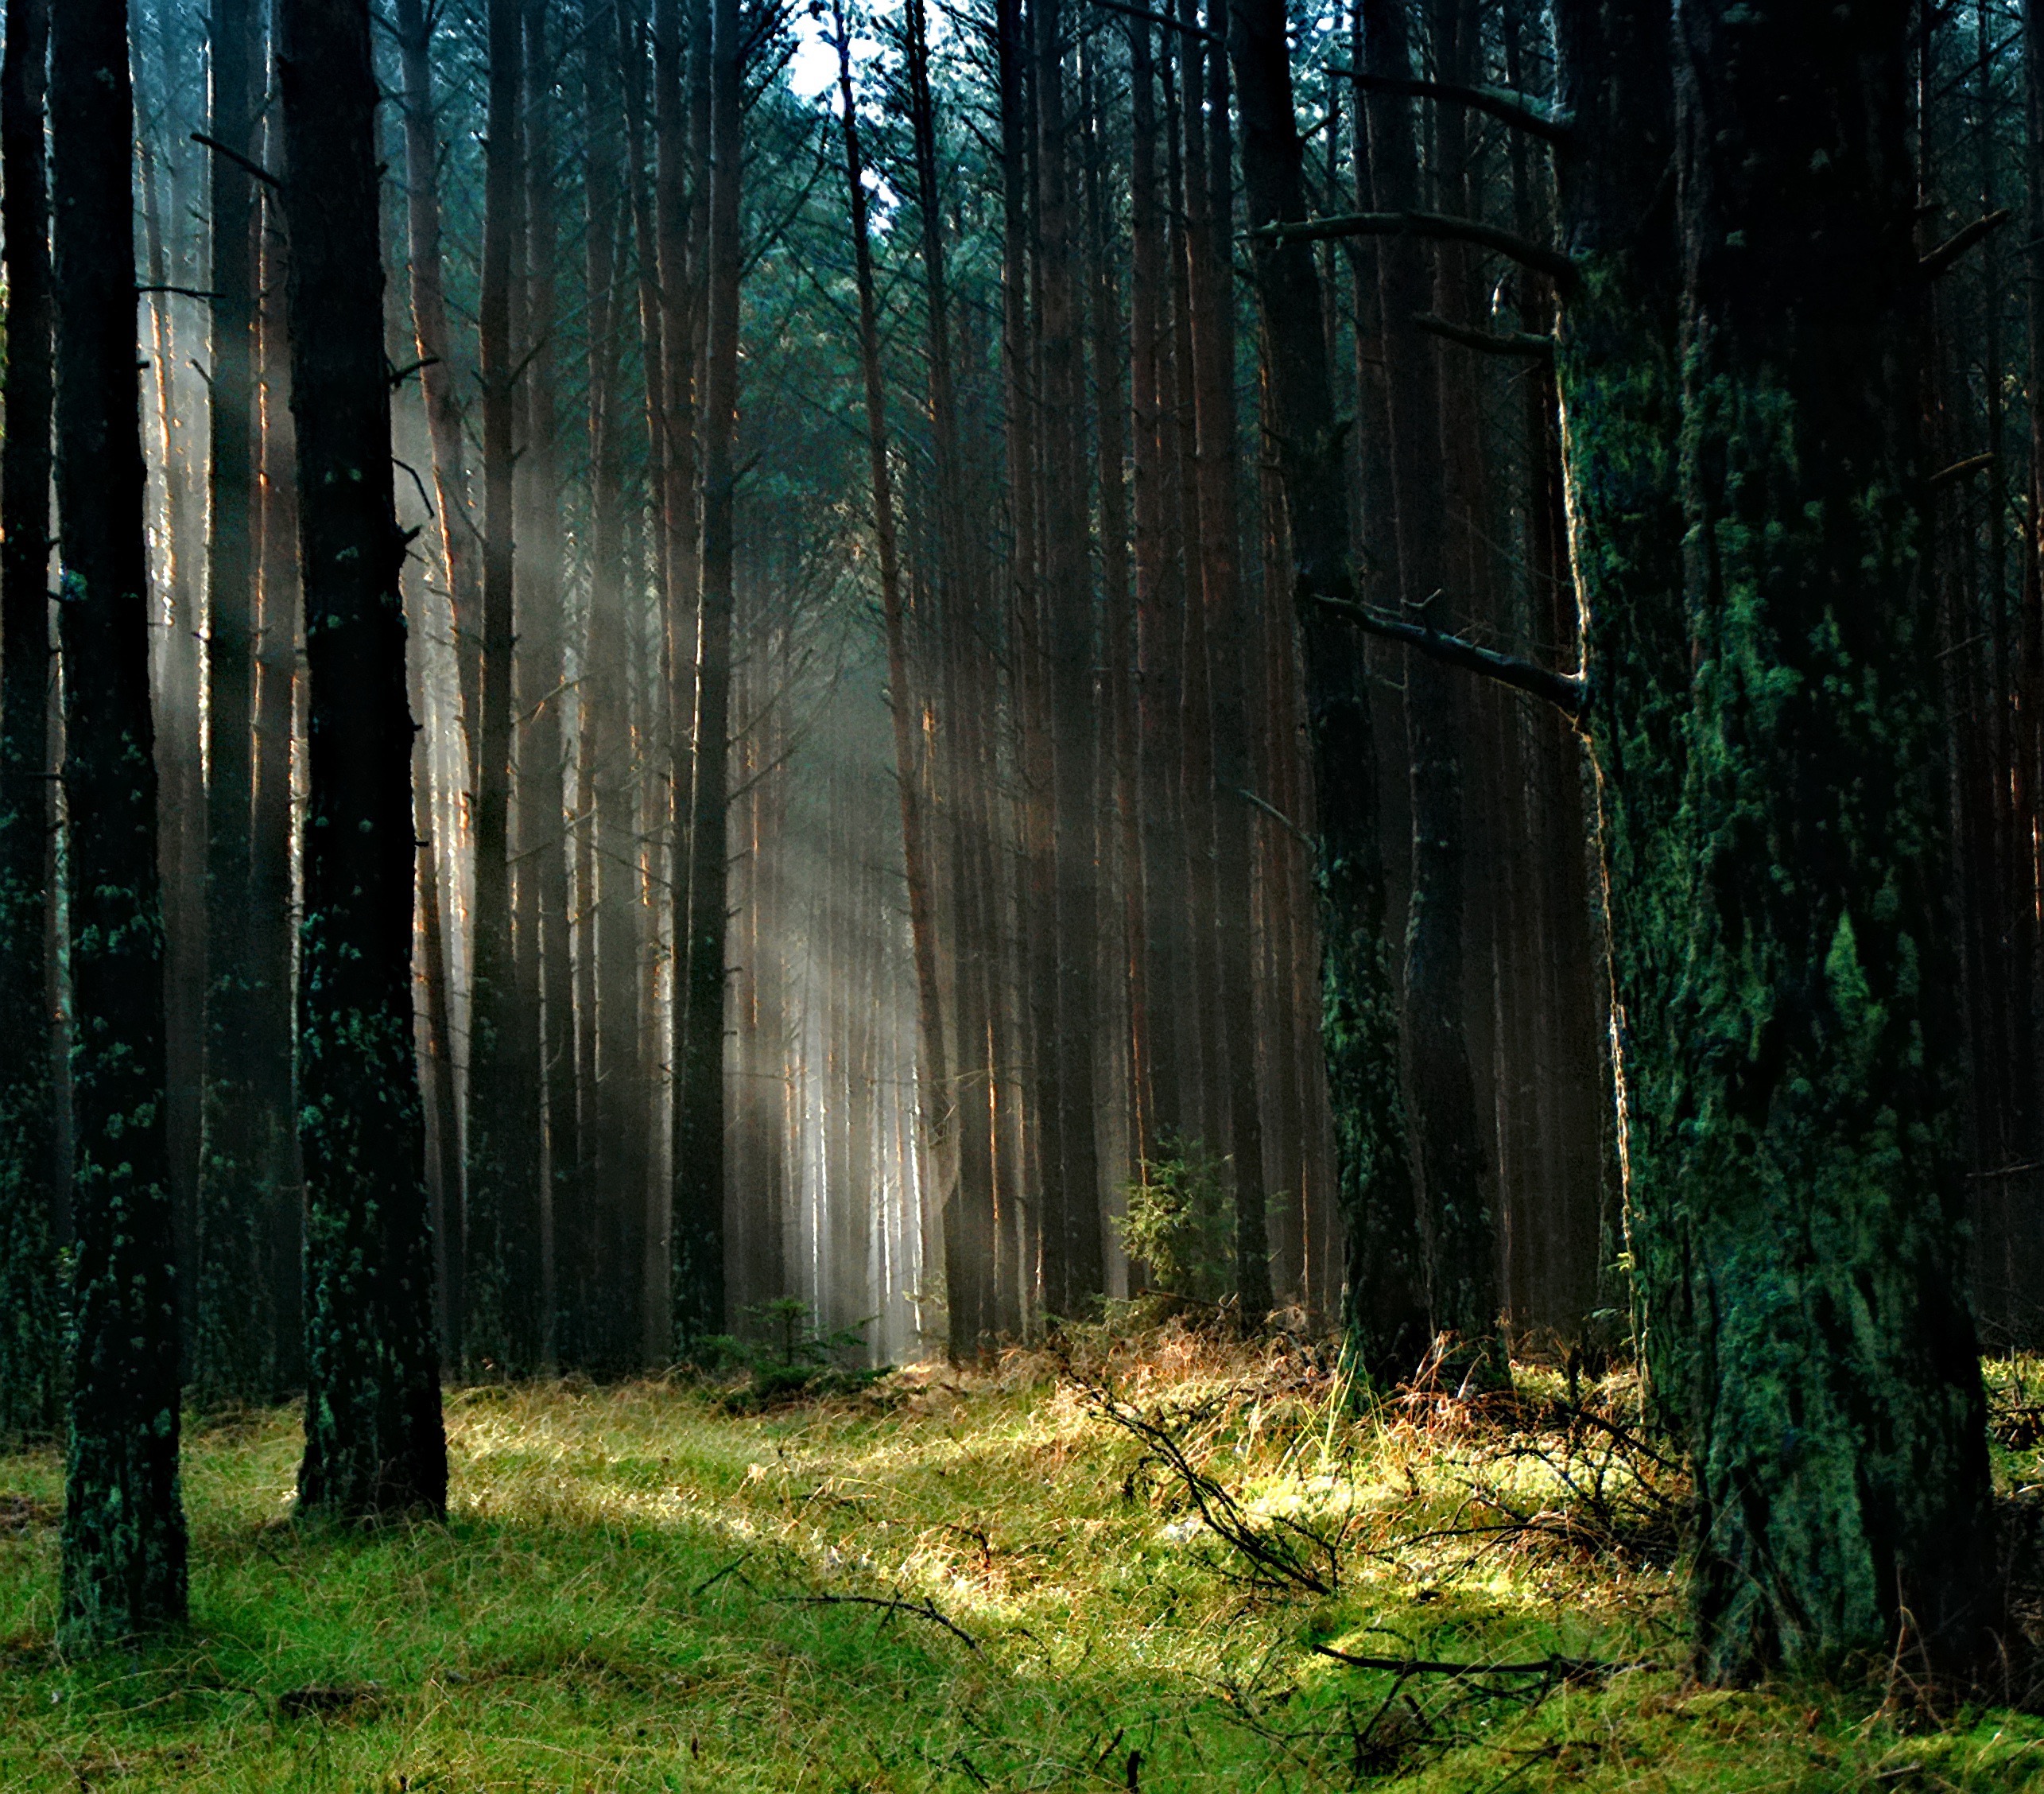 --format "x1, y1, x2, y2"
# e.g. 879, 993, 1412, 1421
1313, 593, 1584, 720
784, 1591, 981, 1652
1075, 1371, 1344, 1595
1313, 1643, 1650, 1683
1251, 210, 1579, 293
